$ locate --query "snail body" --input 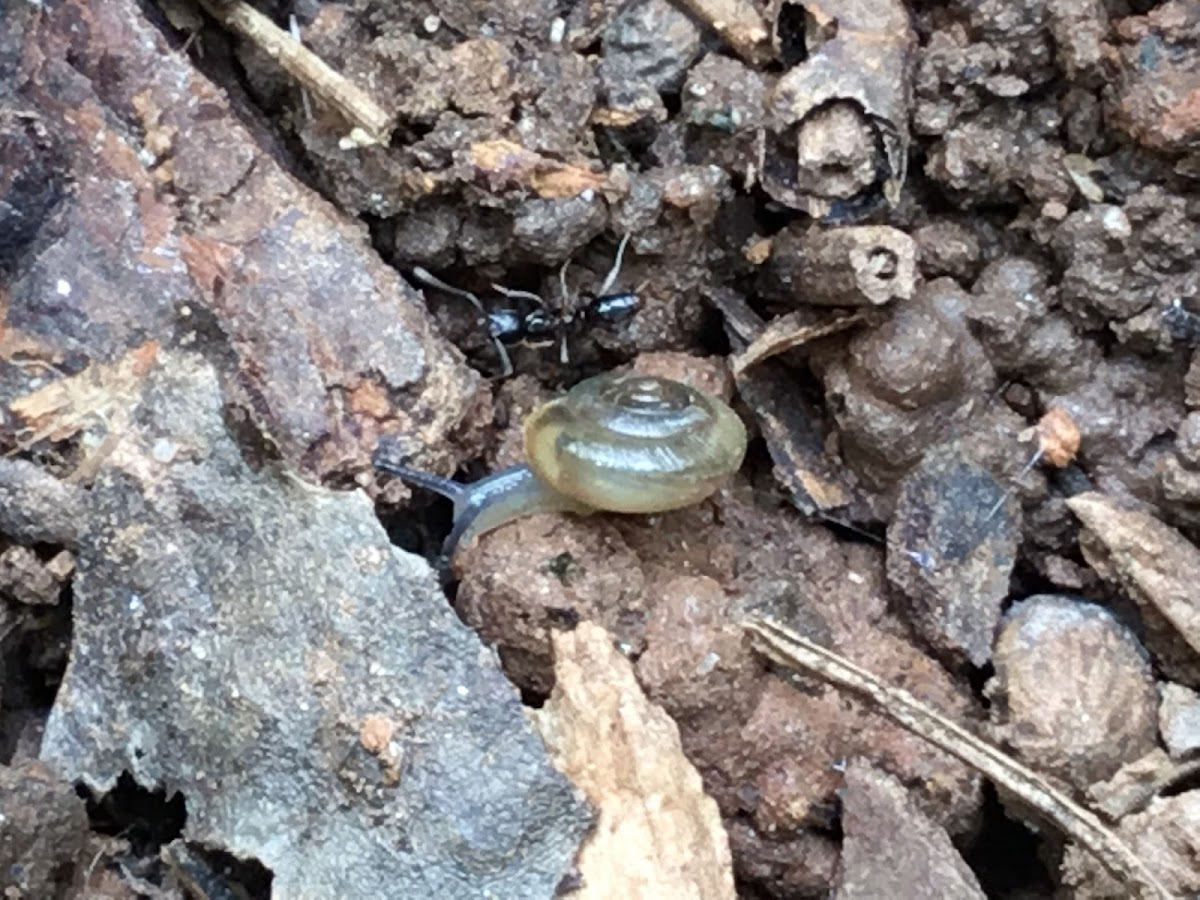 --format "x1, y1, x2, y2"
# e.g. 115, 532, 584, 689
374, 372, 748, 562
